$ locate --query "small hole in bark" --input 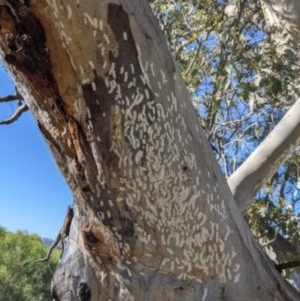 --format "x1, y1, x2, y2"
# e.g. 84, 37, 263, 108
182, 165, 188, 171
175, 286, 184, 291
221, 287, 225, 295
82, 186, 90, 192
51, 288, 59, 301
85, 232, 99, 244
77, 282, 91, 301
